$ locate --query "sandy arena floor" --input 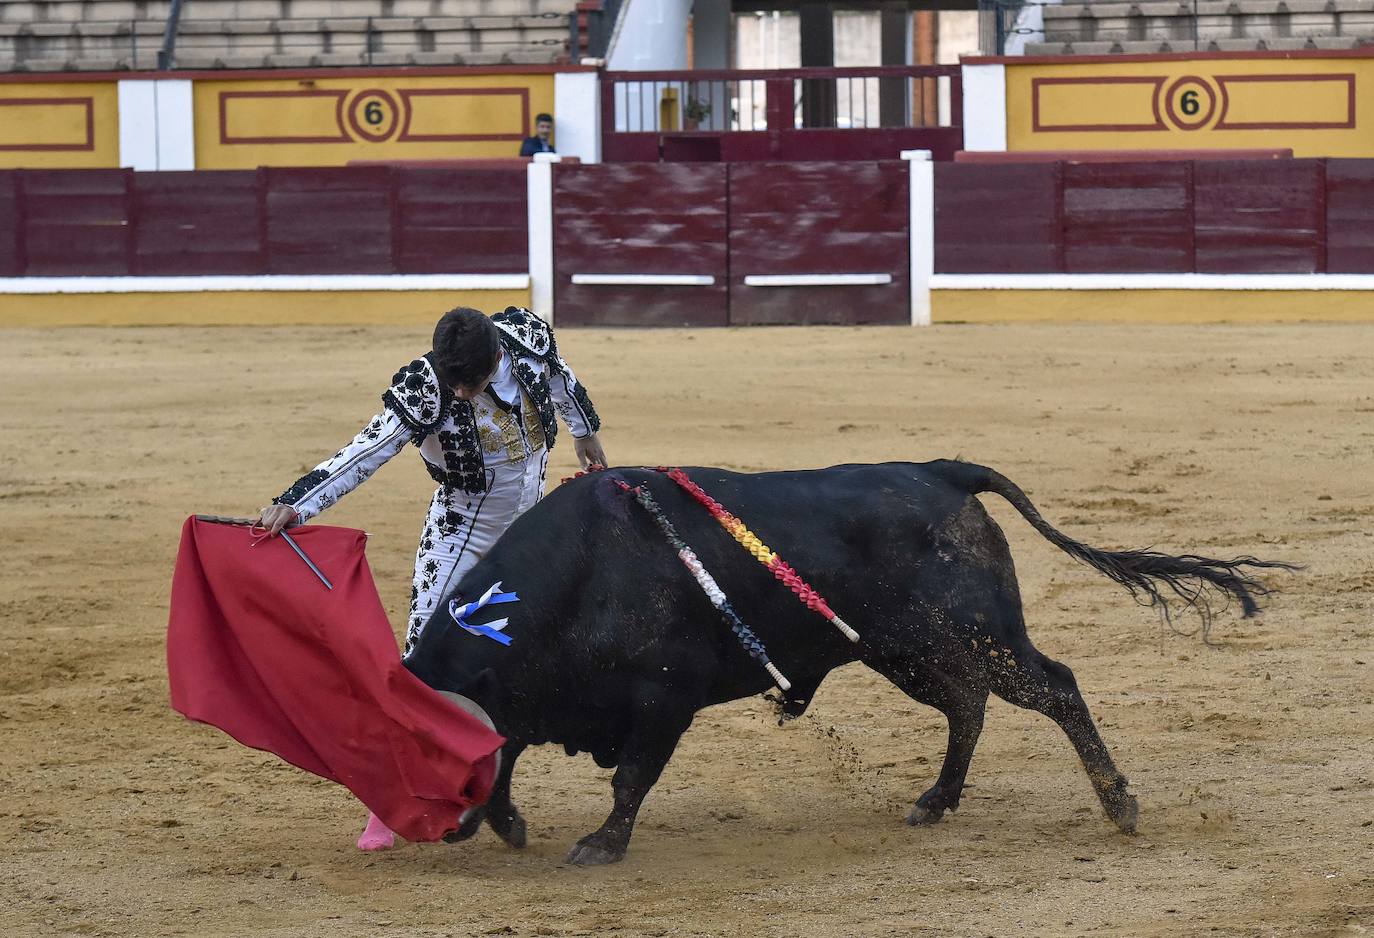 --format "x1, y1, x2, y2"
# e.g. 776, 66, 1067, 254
0, 323, 1371, 938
